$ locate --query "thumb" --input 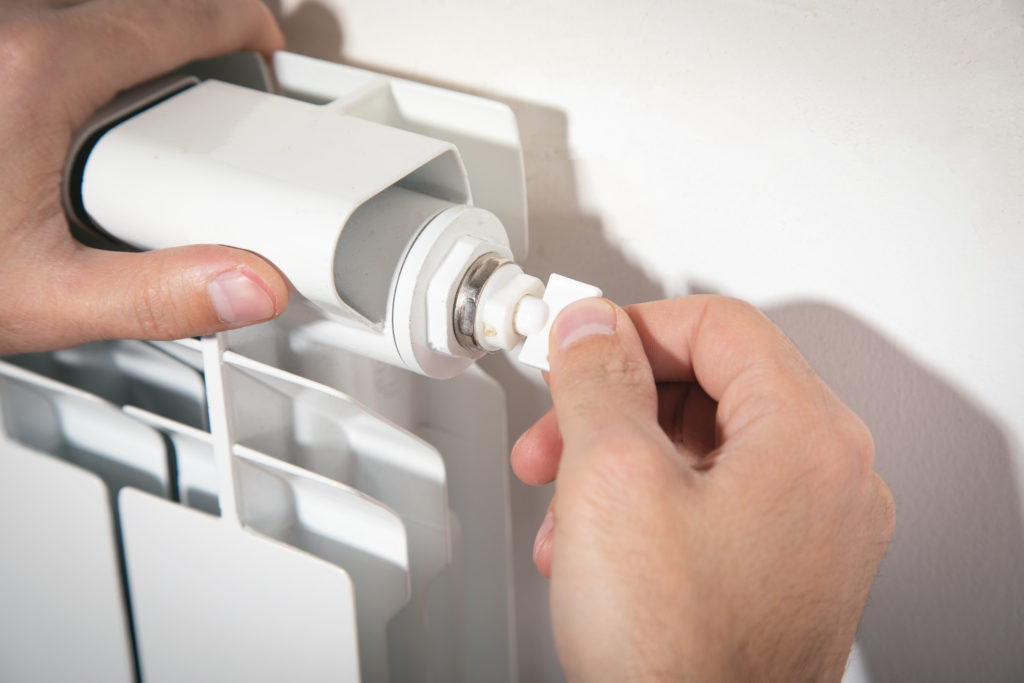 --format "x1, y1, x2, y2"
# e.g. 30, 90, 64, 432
547, 298, 662, 474
26, 243, 289, 352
